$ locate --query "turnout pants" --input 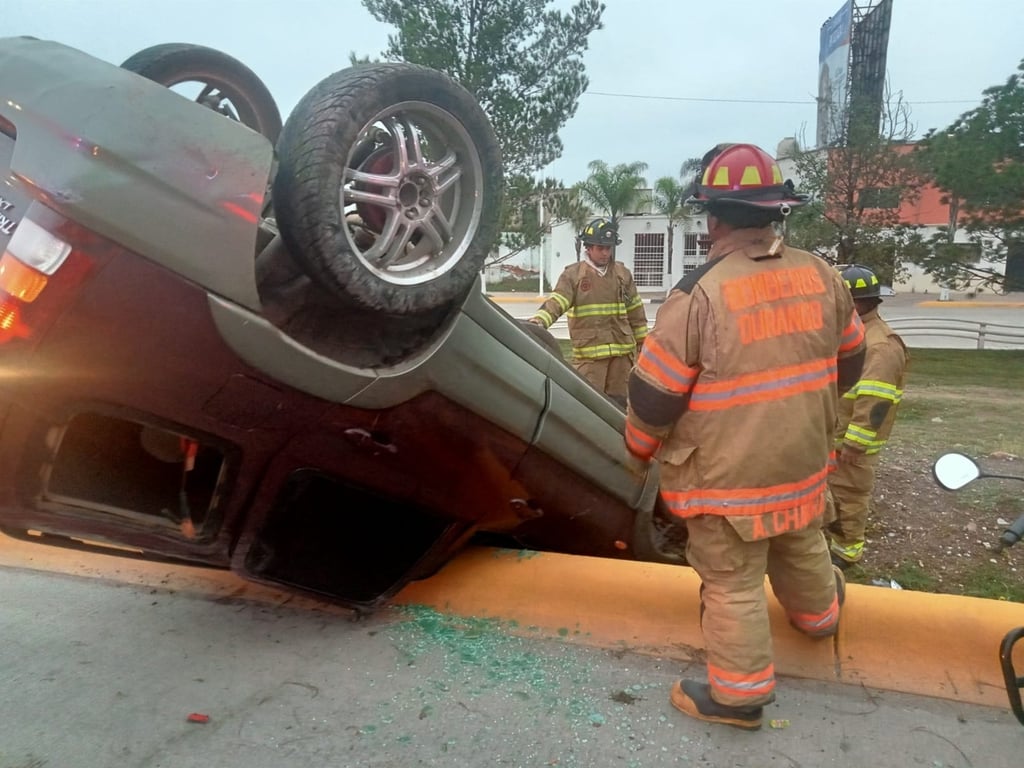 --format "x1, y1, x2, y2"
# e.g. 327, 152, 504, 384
826, 453, 880, 564
684, 514, 839, 708
574, 354, 633, 405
